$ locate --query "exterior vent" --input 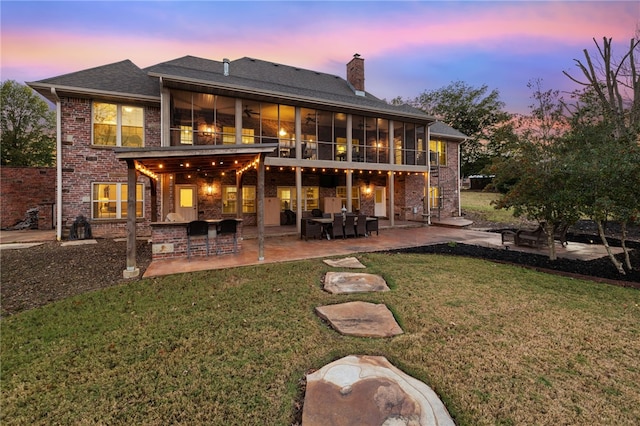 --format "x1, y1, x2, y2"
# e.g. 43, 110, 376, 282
223, 58, 230, 76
